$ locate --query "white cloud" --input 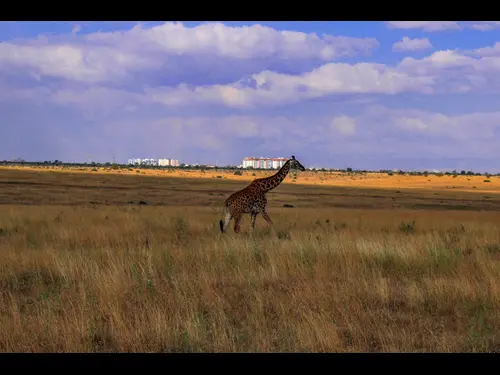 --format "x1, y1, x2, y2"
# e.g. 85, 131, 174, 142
331, 116, 357, 135
87, 22, 379, 60
149, 44, 500, 108
398, 117, 429, 131
0, 84, 51, 103
399, 50, 474, 71
471, 42, 500, 57
6, 43, 500, 113
392, 37, 432, 52
386, 21, 500, 32
358, 105, 500, 143
147, 62, 435, 109
397, 49, 500, 94
0, 42, 156, 83
71, 24, 81, 35
6, 21, 500, 114
116, 107, 500, 158
122, 115, 320, 156
0, 22, 379, 84
386, 21, 461, 32
464, 21, 500, 31
139, 46, 500, 109
157, 107, 500, 160
48, 87, 148, 118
